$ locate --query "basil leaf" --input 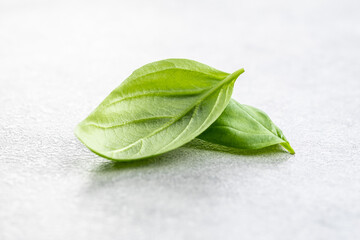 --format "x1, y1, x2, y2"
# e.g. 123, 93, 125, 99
197, 99, 295, 154
75, 59, 244, 161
